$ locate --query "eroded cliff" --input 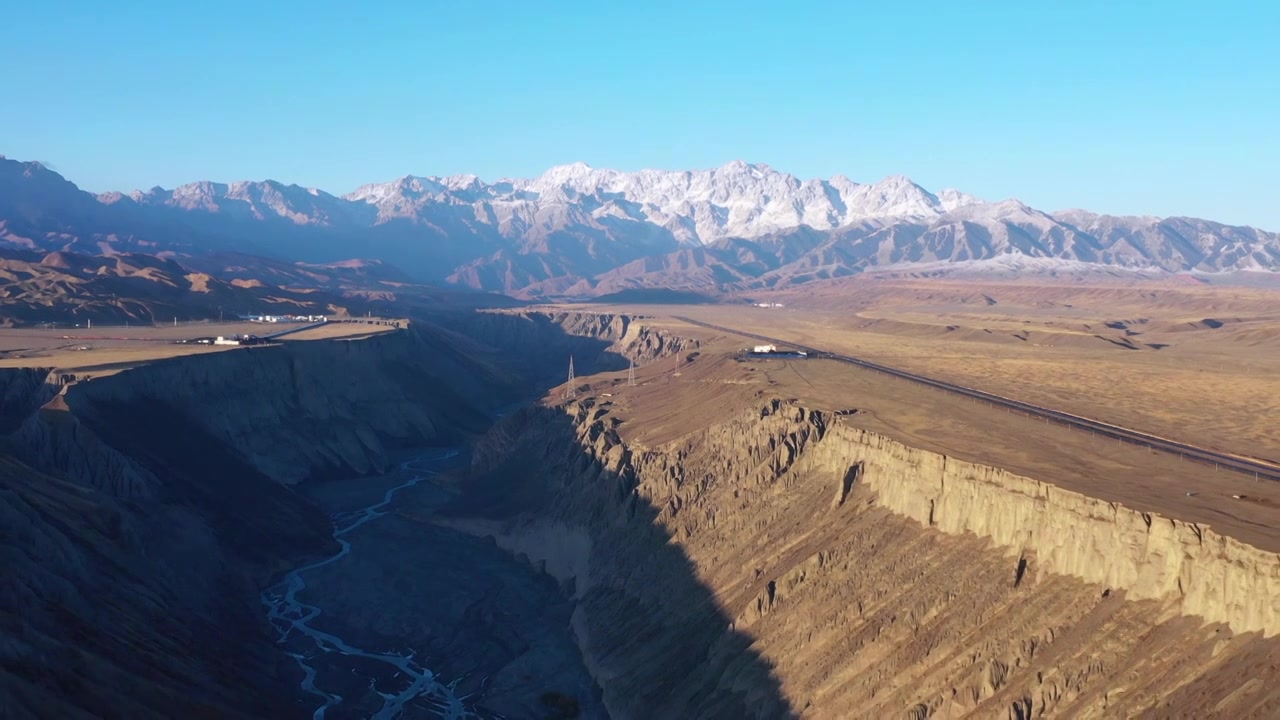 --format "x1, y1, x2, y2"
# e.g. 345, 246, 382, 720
0, 321, 534, 719
439, 309, 698, 375
5, 308, 1275, 719
70, 325, 518, 485
455, 396, 1280, 719
810, 422, 1280, 637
